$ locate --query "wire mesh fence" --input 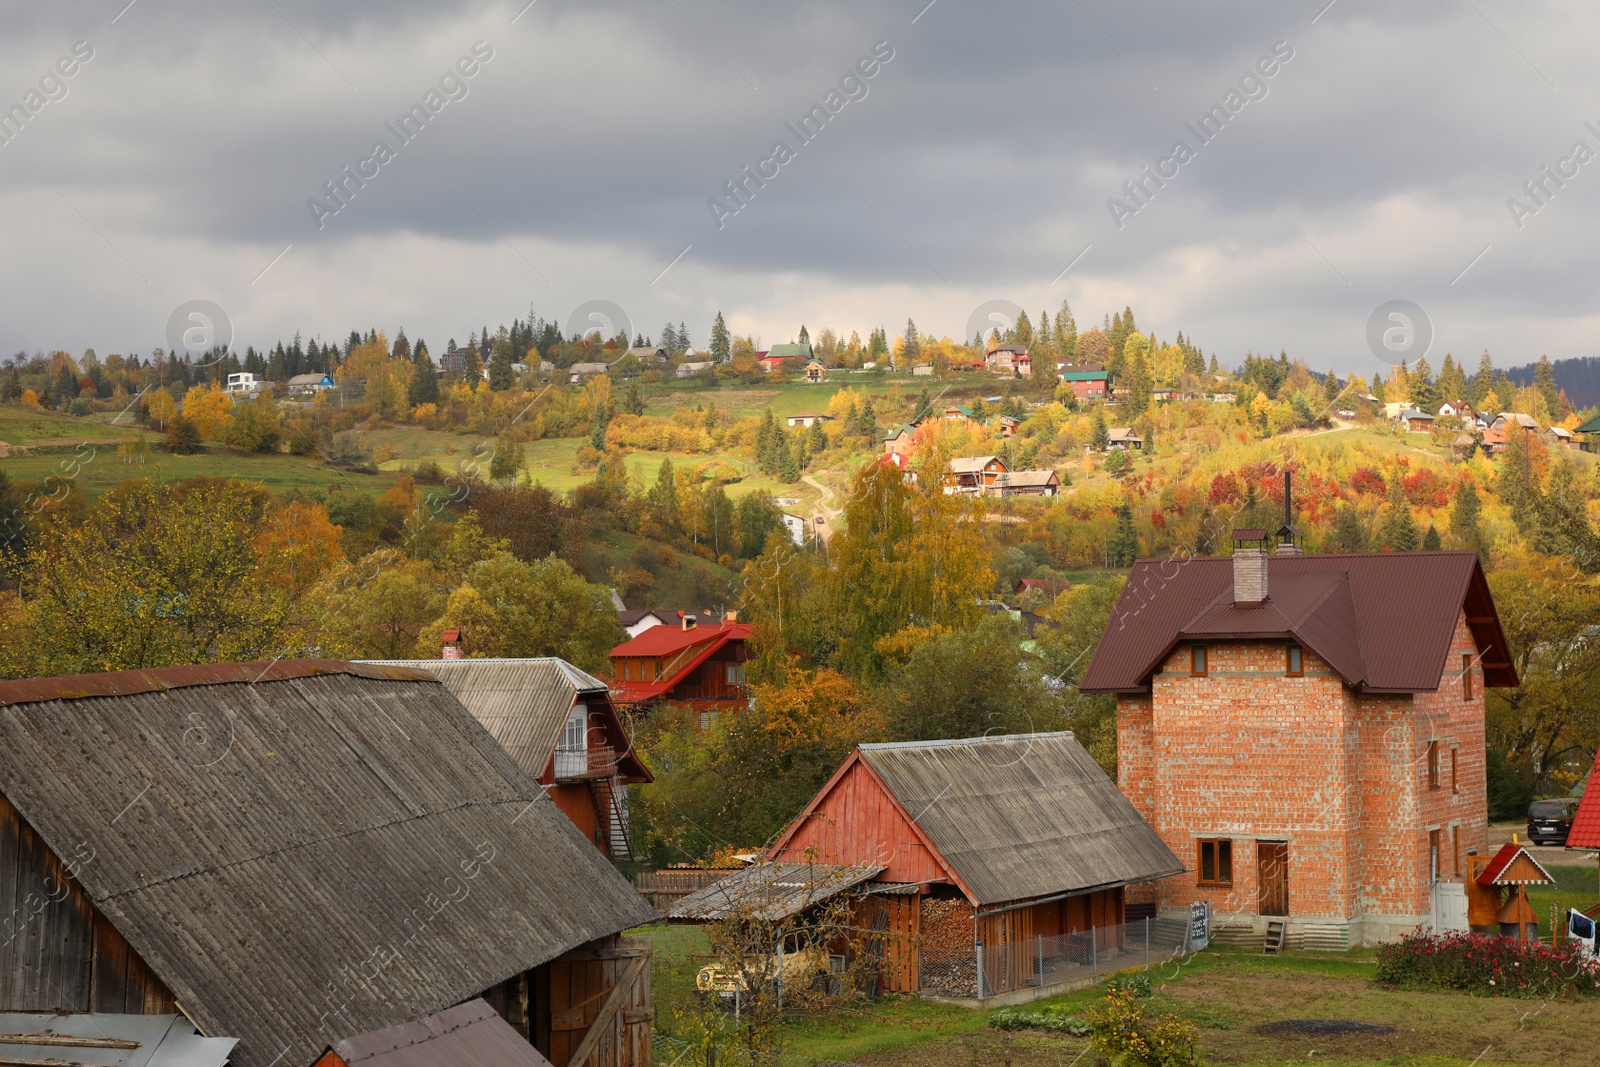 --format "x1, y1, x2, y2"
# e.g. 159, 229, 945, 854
923, 916, 1193, 999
